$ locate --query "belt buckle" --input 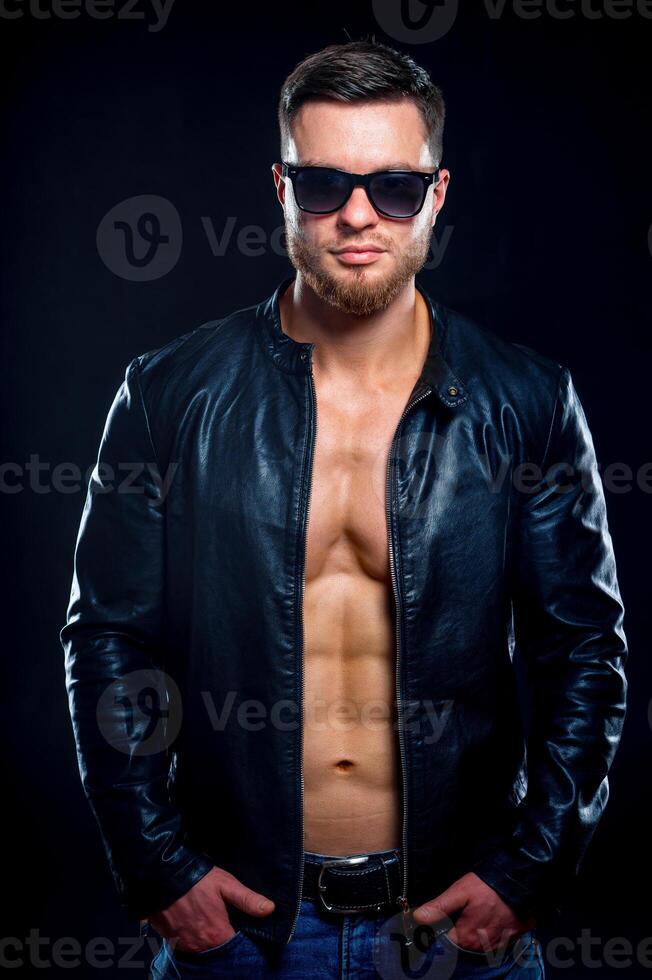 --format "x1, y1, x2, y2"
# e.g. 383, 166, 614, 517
317, 855, 374, 914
